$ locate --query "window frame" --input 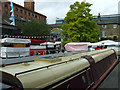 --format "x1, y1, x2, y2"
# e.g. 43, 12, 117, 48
102, 25, 107, 29
113, 24, 117, 29
28, 12, 31, 16
20, 9, 23, 14
15, 8, 18, 12
24, 11, 26, 15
